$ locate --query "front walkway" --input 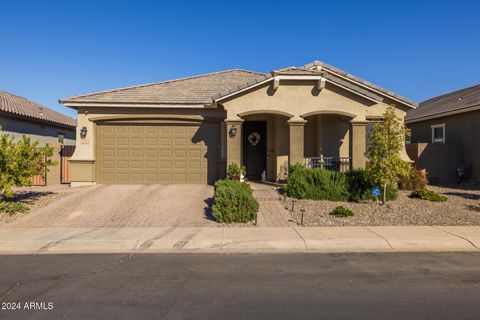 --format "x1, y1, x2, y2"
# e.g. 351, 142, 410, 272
249, 182, 295, 227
